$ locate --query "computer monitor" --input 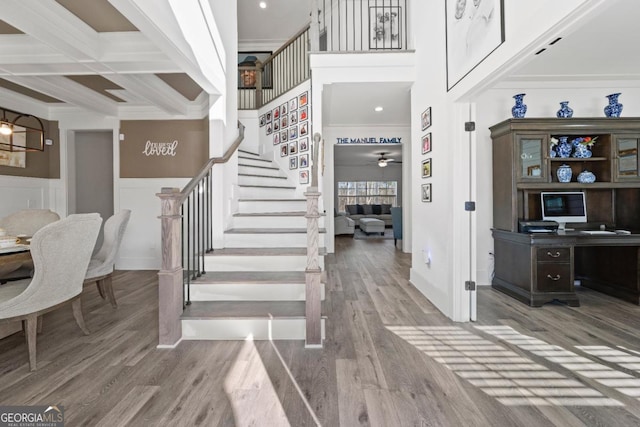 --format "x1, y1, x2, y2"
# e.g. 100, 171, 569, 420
541, 191, 587, 231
